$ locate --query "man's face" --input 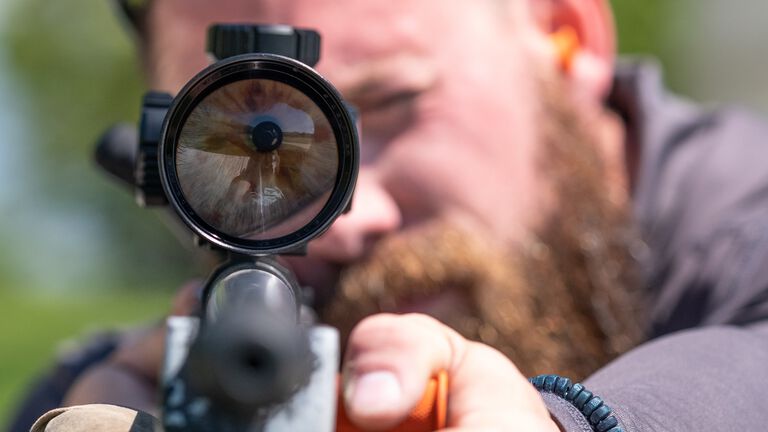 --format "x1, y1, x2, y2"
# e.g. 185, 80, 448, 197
147, 0, 551, 287
144, 0, 643, 376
